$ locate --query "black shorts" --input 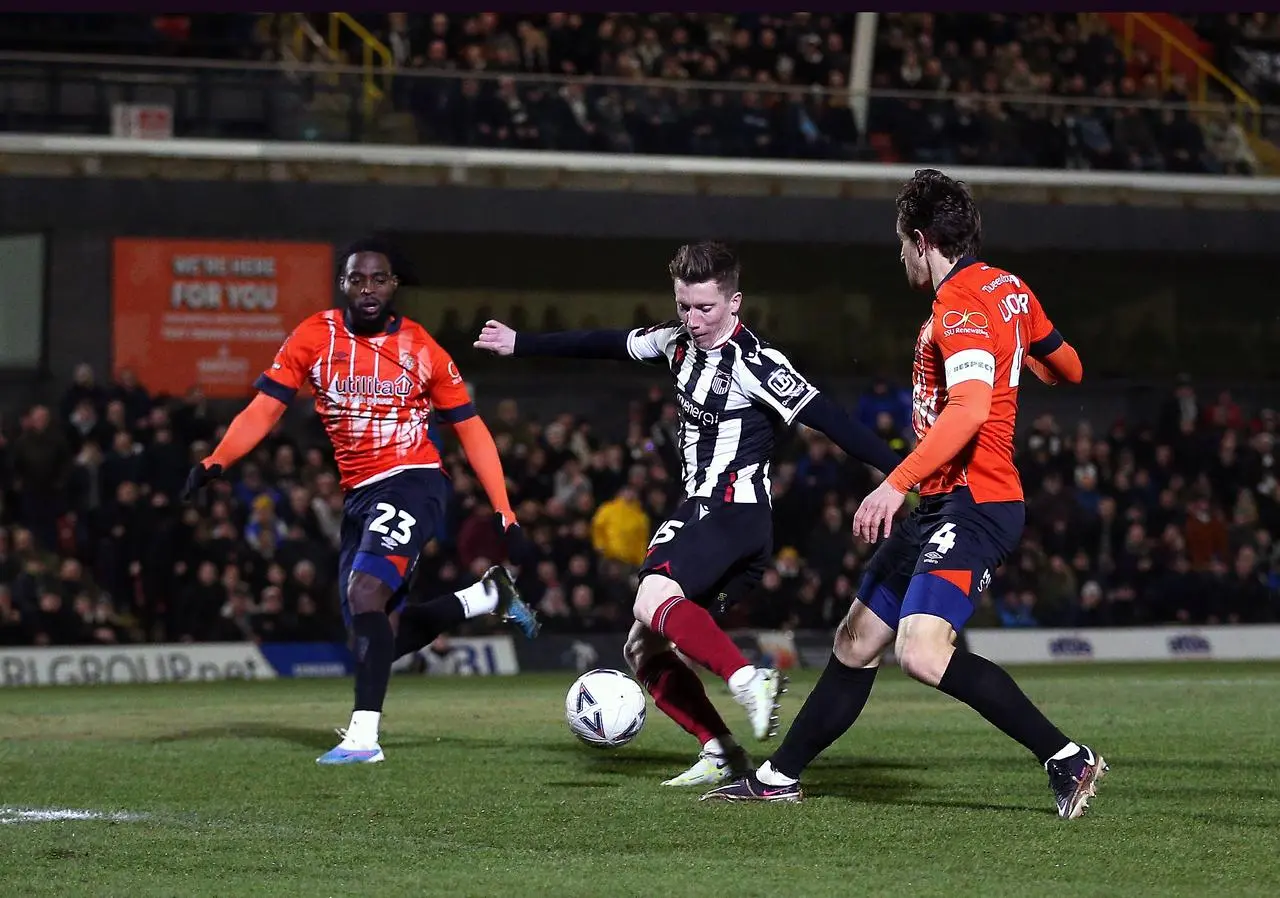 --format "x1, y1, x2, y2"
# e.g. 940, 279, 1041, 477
860, 487, 1023, 631
639, 498, 772, 610
337, 467, 448, 627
